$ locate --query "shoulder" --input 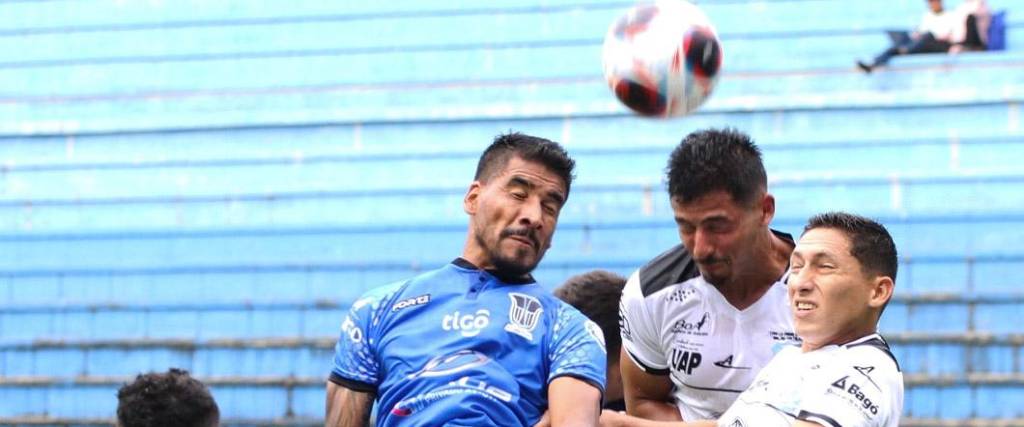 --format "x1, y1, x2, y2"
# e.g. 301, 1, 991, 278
349, 280, 408, 313
351, 264, 457, 314
636, 243, 700, 297
843, 335, 902, 374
